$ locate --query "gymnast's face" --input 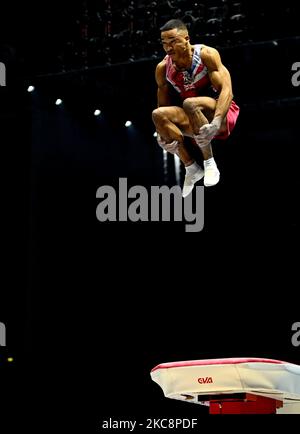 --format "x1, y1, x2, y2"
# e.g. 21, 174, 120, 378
161, 28, 190, 63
